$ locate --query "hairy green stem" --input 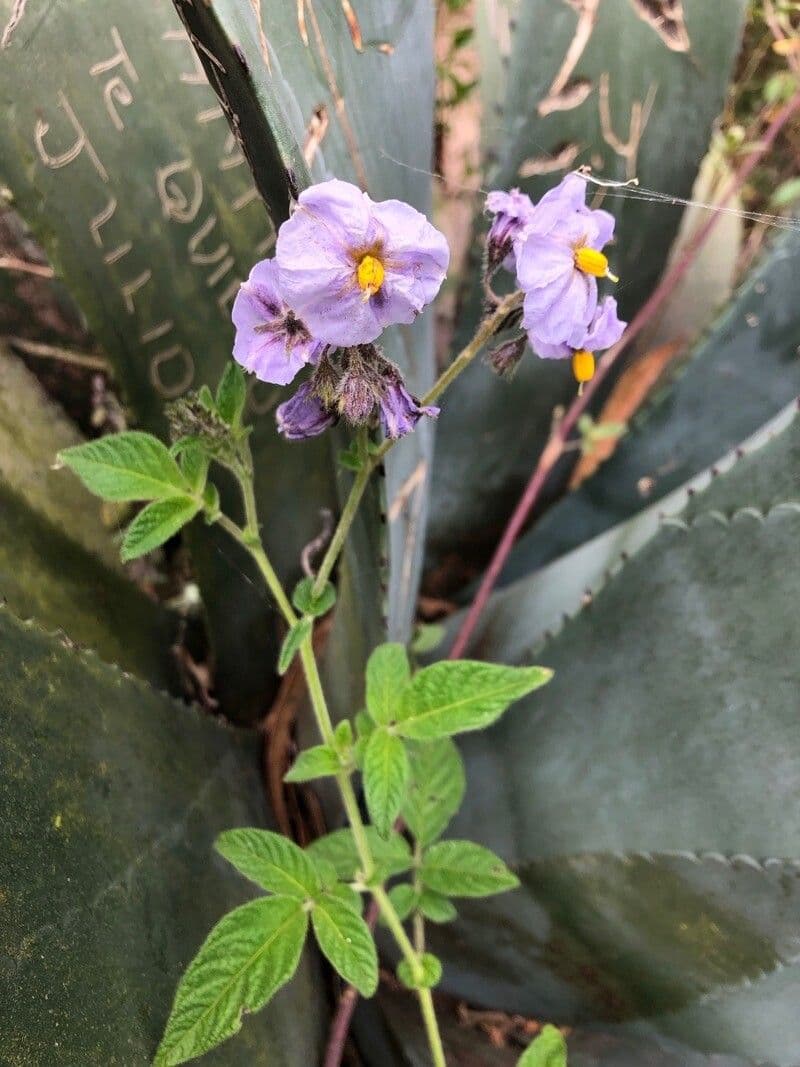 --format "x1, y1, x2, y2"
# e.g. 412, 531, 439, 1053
311, 290, 523, 601
215, 509, 447, 1064
412, 840, 426, 954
